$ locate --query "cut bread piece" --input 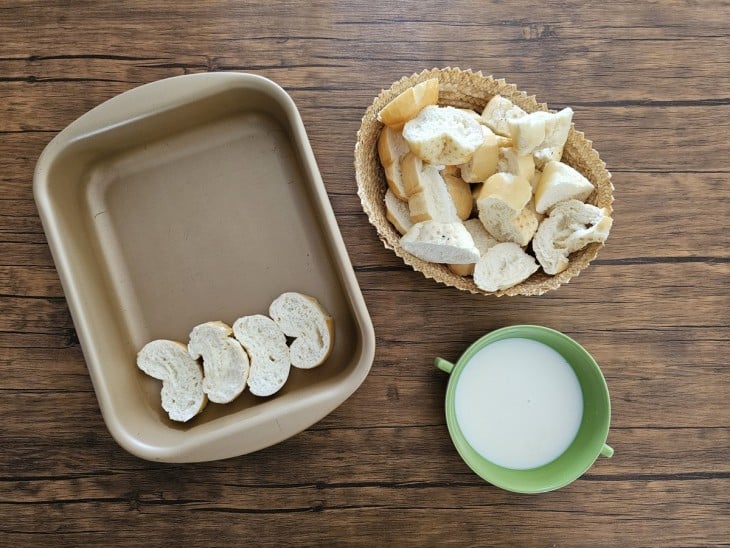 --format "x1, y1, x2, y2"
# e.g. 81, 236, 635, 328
477, 173, 537, 246
406, 163, 460, 223
378, 127, 412, 200
377, 125, 411, 167
400, 151, 425, 197
530, 168, 543, 193
233, 314, 291, 397
400, 220, 480, 264
403, 105, 484, 165
481, 95, 527, 137
442, 172, 473, 220
385, 189, 414, 235
458, 108, 485, 124
497, 146, 535, 181
378, 78, 440, 129
534, 160, 595, 214
188, 321, 250, 404
507, 111, 551, 155
508, 108, 574, 158
378, 127, 411, 200
533, 199, 613, 275
458, 126, 499, 183
269, 292, 334, 369
473, 242, 539, 292
137, 340, 207, 422
448, 218, 500, 276
532, 108, 573, 168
